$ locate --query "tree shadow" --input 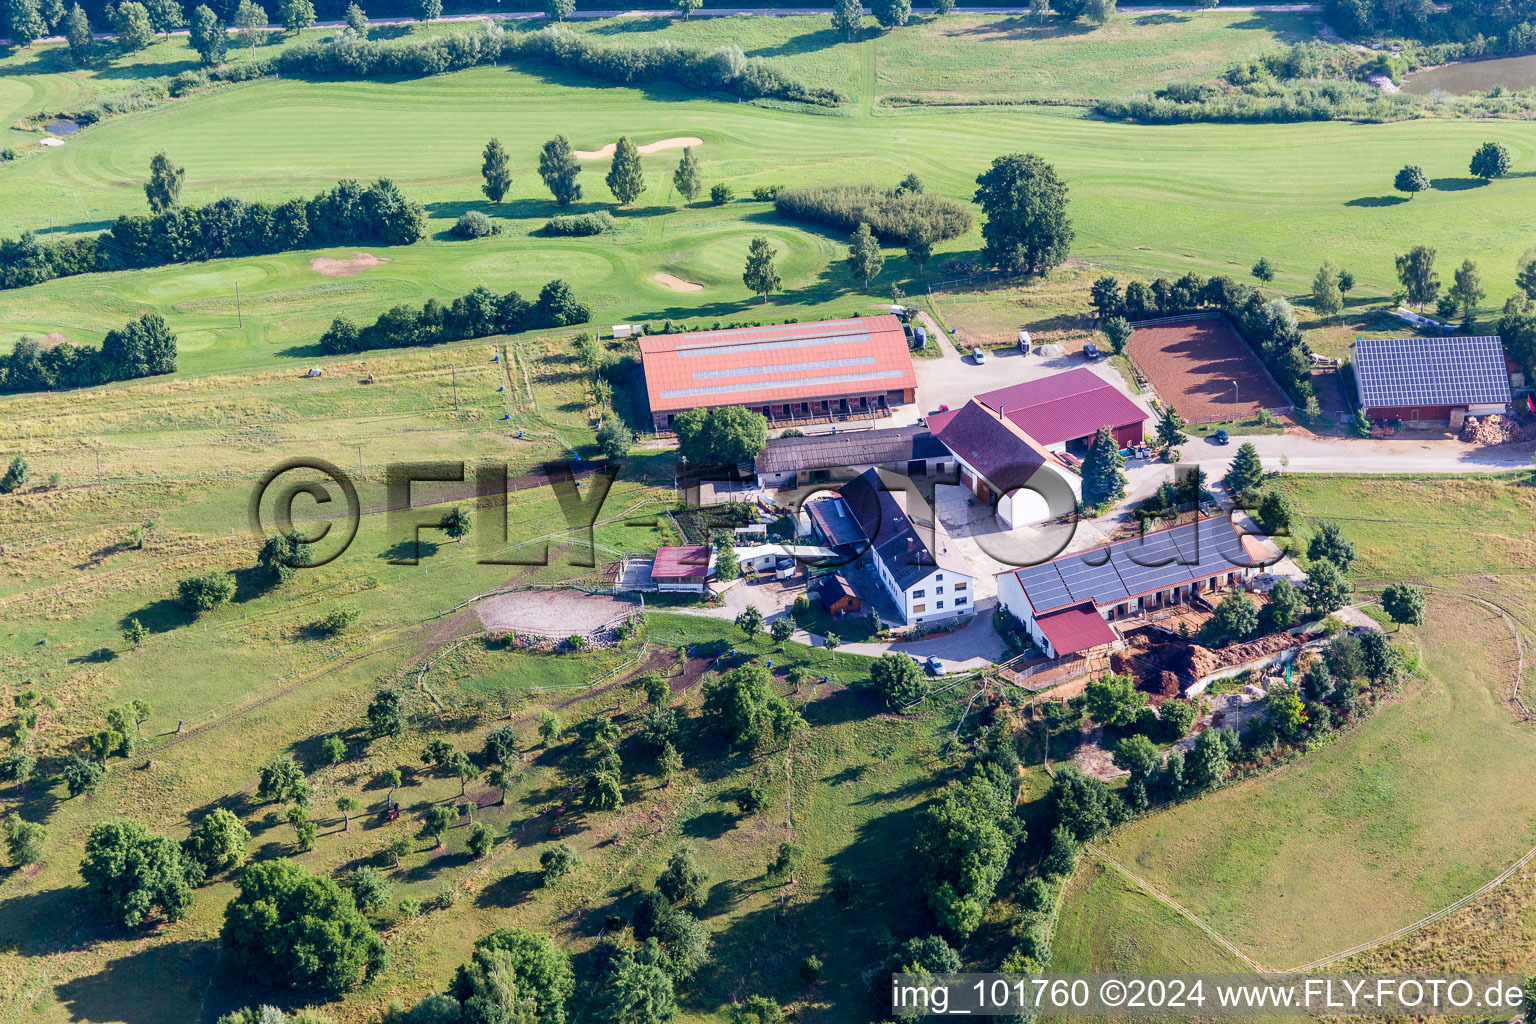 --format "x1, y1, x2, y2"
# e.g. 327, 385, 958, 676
680, 807, 735, 841
1344, 195, 1408, 208
476, 867, 541, 908
378, 537, 440, 562
118, 596, 195, 635
1431, 176, 1488, 192
55, 937, 221, 1024
1134, 11, 1191, 24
